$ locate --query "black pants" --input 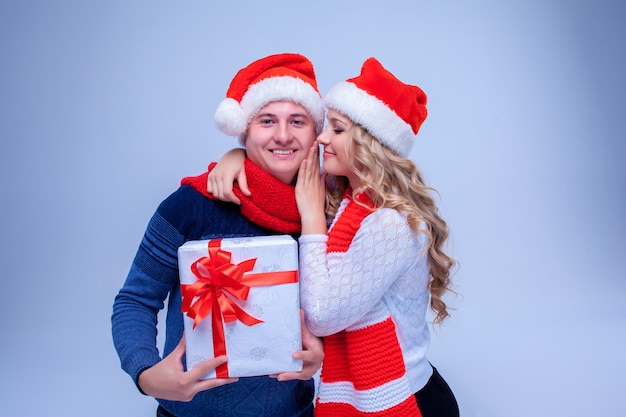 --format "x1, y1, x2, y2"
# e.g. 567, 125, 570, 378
414, 366, 459, 417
